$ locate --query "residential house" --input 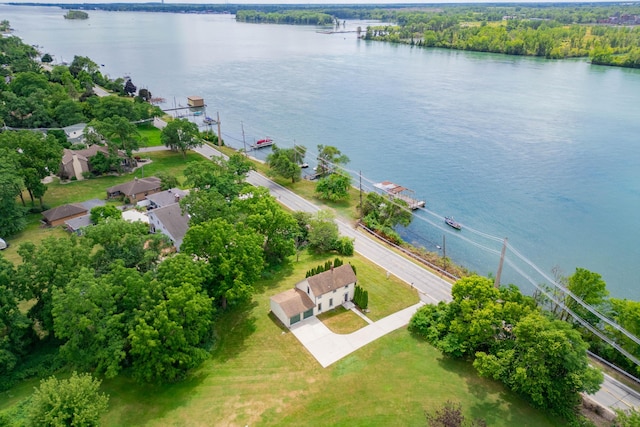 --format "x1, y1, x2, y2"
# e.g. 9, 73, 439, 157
63, 199, 106, 233
147, 203, 189, 250
106, 176, 162, 203
62, 123, 87, 145
42, 203, 88, 227
59, 145, 123, 180
145, 188, 189, 210
270, 264, 357, 327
